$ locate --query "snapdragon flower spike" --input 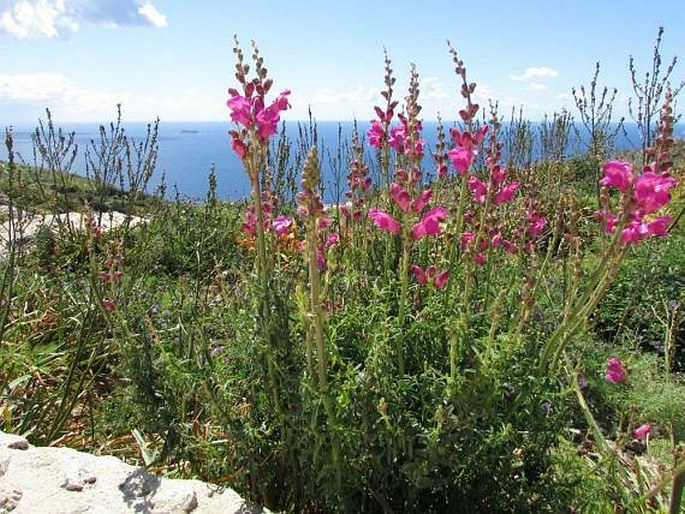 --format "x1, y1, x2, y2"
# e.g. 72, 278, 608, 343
272, 215, 294, 237
634, 423, 651, 440
447, 125, 488, 176
494, 181, 519, 205
368, 208, 401, 235
468, 176, 487, 204
390, 183, 412, 213
527, 210, 547, 238
410, 264, 449, 289
600, 160, 634, 191
598, 159, 676, 244
634, 170, 677, 214
411, 188, 432, 213
368, 120, 386, 149
226, 87, 291, 158
605, 357, 627, 384
411, 206, 447, 240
